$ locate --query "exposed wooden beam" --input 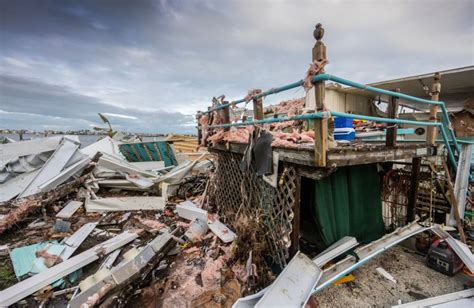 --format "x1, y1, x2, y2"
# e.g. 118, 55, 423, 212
386, 88, 400, 147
